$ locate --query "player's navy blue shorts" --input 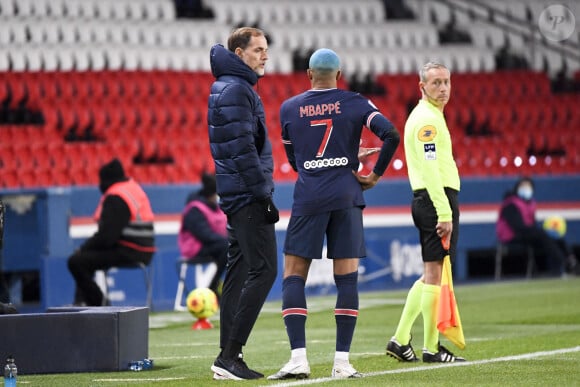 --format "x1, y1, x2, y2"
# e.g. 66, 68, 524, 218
411, 188, 459, 262
284, 207, 366, 259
